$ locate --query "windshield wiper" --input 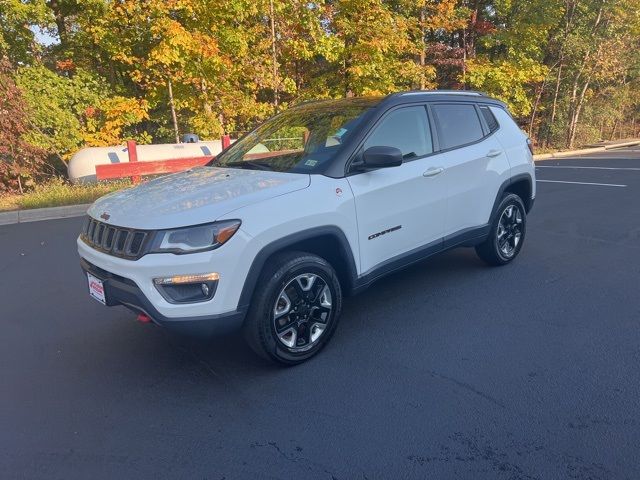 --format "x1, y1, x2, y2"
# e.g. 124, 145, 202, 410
224, 161, 273, 171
